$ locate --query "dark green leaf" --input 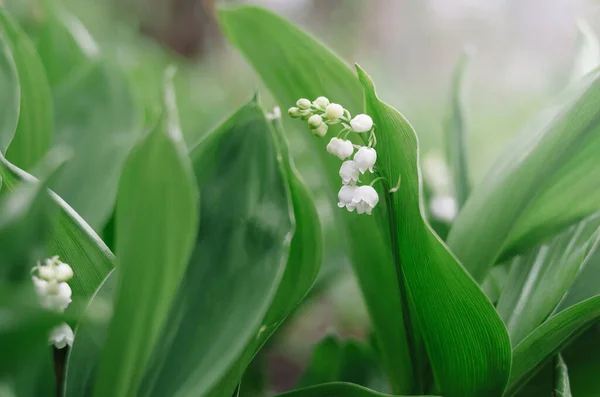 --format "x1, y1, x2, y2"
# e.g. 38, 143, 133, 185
275, 382, 439, 397
218, 7, 414, 393
0, 9, 53, 171
92, 72, 199, 397
297, 335, 342, 388
496, 214, 600, 345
